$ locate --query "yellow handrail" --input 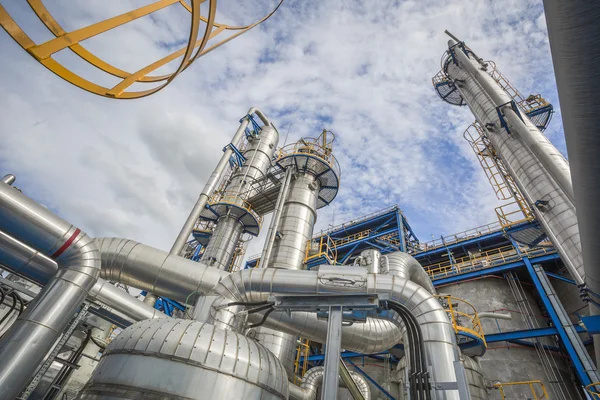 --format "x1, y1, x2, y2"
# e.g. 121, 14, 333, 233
493, 380, 549, 399
294, 338, 311, 384
305, 235, 337, 265
424, 245, 555, 279
435, 295, 486, 347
